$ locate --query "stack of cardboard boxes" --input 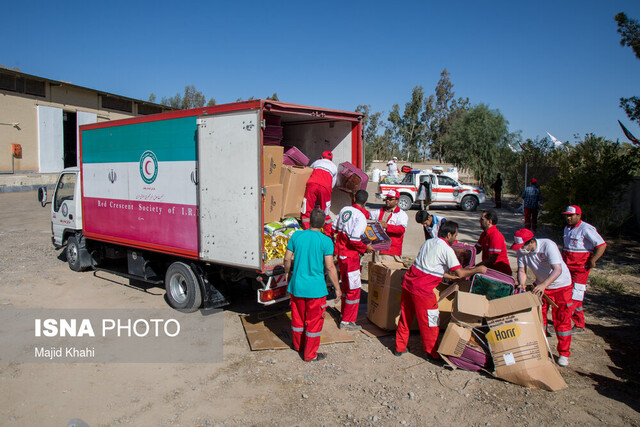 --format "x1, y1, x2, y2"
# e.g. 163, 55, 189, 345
262, 146, 314, 223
